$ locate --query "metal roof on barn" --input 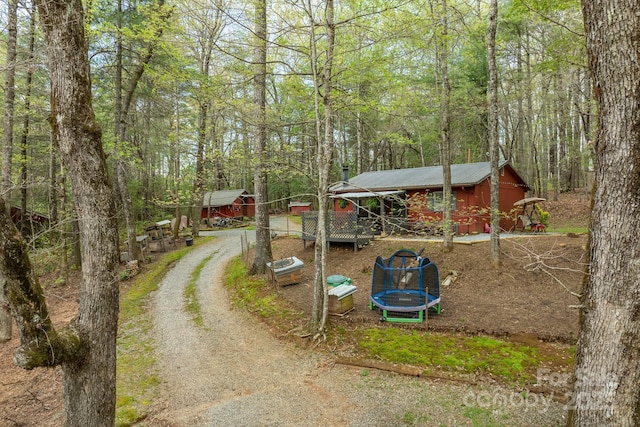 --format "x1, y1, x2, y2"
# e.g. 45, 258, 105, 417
202, 189, 251, 207
331, 161, 527, 193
